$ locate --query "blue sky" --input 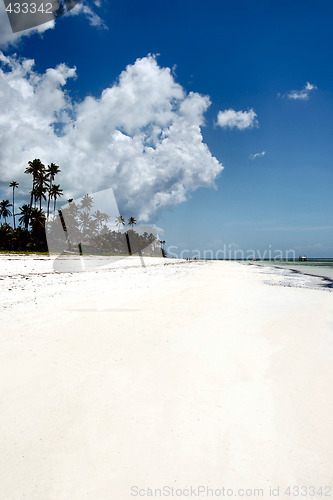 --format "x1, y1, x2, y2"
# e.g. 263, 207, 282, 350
0, 0, 332, 257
